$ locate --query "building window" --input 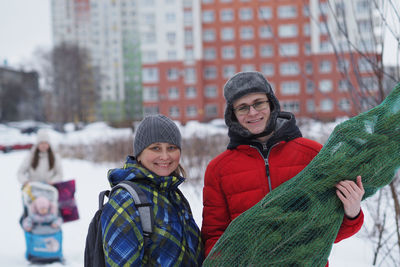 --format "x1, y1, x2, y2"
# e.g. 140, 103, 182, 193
184, 30, 193, 45
303, 23, 310, 36
278, 24, 298, 38
186, 106, 198, 117
223, 65, 236, 78
205, 85, 217, 98
222, 46, 235, 59
184, 68, 196, 83
356, 0, 370, 13
142, 68, 159, 82
185, 86, 197, 98
203, 29, 216, 42
361, 76, 378, 91
204, 66, 217, 80
144, 106, 159, 115
221, 27, 235, 41
261, 63, 274, 76
184, 10, 193, 25
357, 19, 372, 32
260, 45, 274, 58
142, 51, 157, 63
358, 58, 374, 73
280, 62, 300, 76
339, 79, 350, 92
281, 81, 300, 95
303, 4, 310, 17
304, 43, 311, 55
319, 60, 332, 73
203, 10, 215, 23
204, 48, 217, 60
279, 43, 299, 57
241, 64, 255, 72
168, 87, 179, 99
220, 9, 234, 22
320, 41, 332, 53
282, 101, 300, 113
278, 5, 297, 19
337, 59, 350, 73
319, 79, 333, 93
239, 8, 253, 21
305, 61, 313, 74
240, 26, 254, 40
205, 104, 218, 117
166, 12, 176, 23
143, 13, 155, 25
240, 45, 254, 58
167, 68, 179, 80
185, 49, 194, 62
307, 99, 315, 112
320, 98, 334, 112
169, 106, 180, 118
338, 98, 351, 111
167, 50, 177, 61
143, 86, 159, 101
258, 7, 272, 20
259, 26, 273, 39
306, 80, 314, 94
143, 32, 156, 43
